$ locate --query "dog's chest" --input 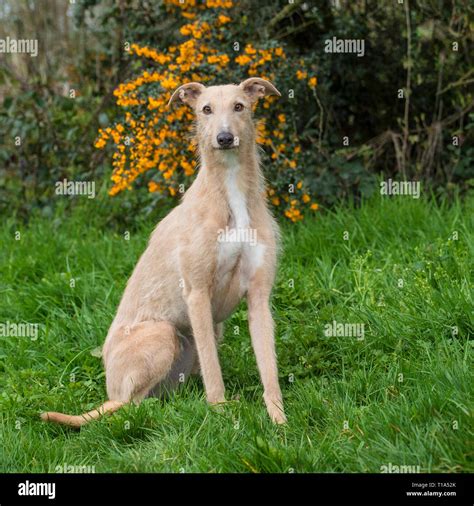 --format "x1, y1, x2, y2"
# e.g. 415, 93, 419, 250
216, 168, 265, 293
